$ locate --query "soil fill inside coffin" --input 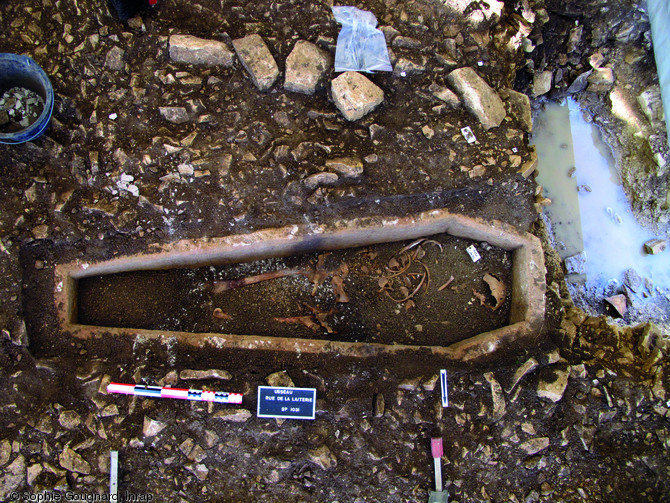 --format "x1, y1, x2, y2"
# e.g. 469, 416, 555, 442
76, 233, 513, 347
